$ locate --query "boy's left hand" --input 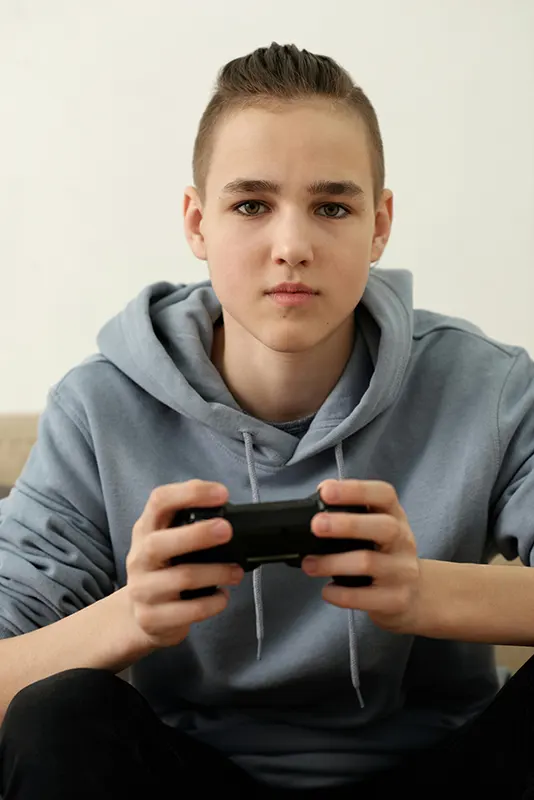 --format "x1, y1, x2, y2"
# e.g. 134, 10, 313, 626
302, 479, 422, 634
